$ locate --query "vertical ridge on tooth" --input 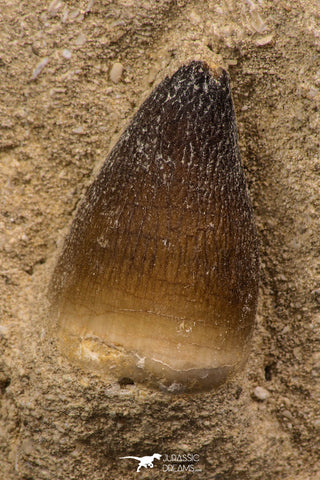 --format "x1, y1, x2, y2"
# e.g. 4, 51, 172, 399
49, 60, 259, 392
